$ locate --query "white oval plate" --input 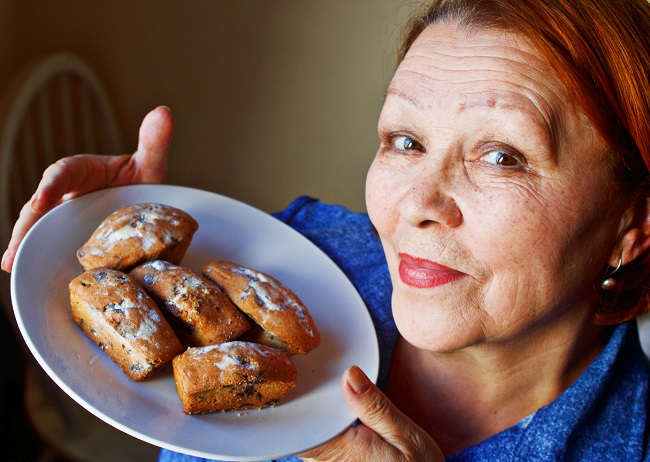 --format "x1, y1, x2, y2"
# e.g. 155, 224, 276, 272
11, 184, 379, 461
